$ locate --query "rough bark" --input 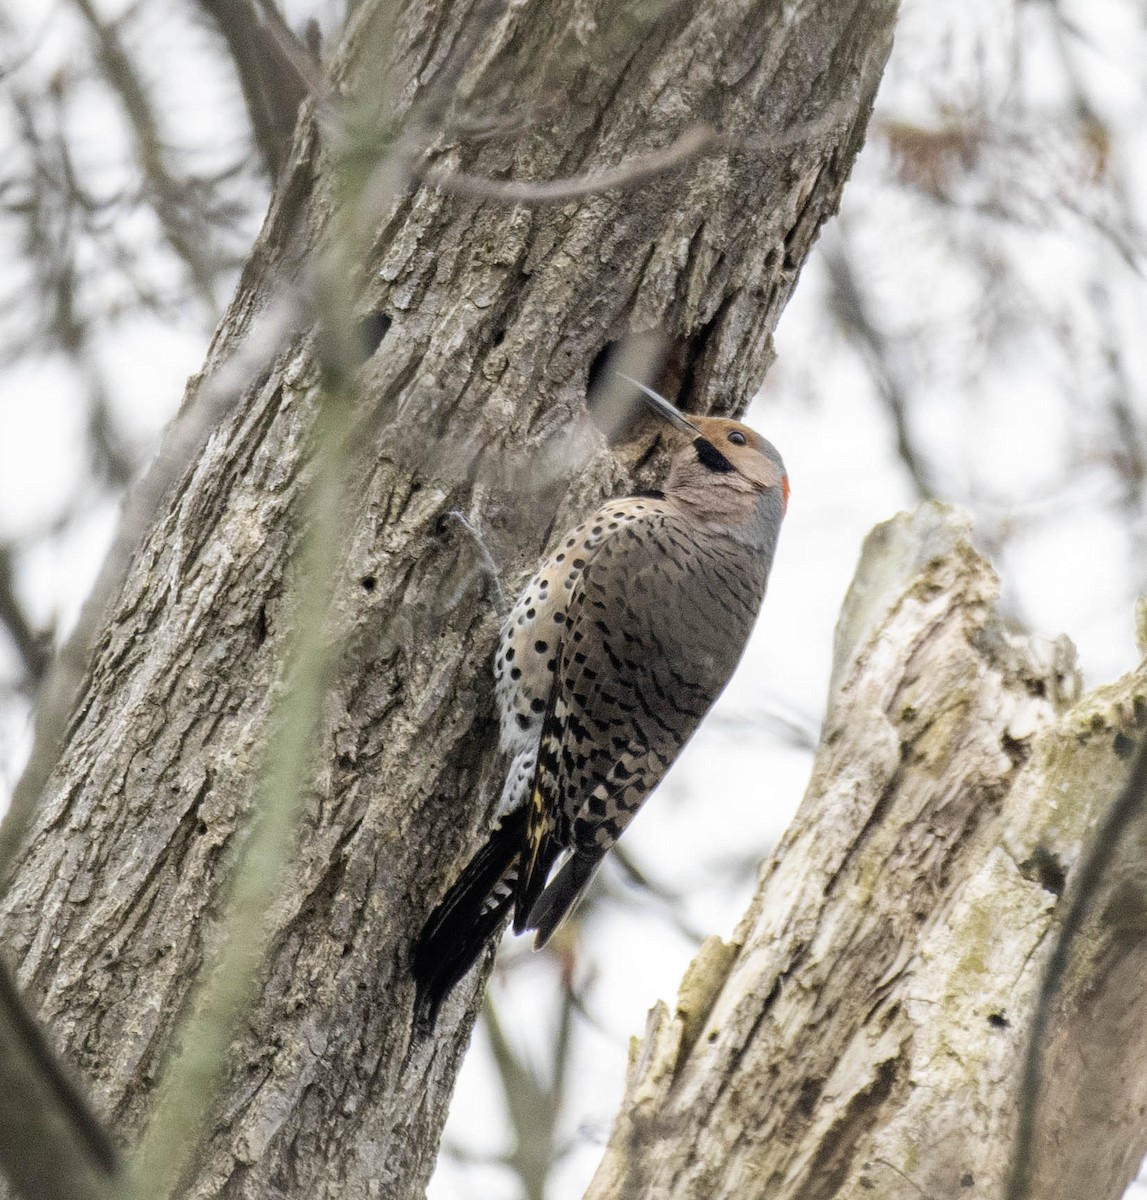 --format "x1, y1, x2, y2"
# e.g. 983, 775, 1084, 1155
585, 502, 1147, 1200
0, 0, 897, 1197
